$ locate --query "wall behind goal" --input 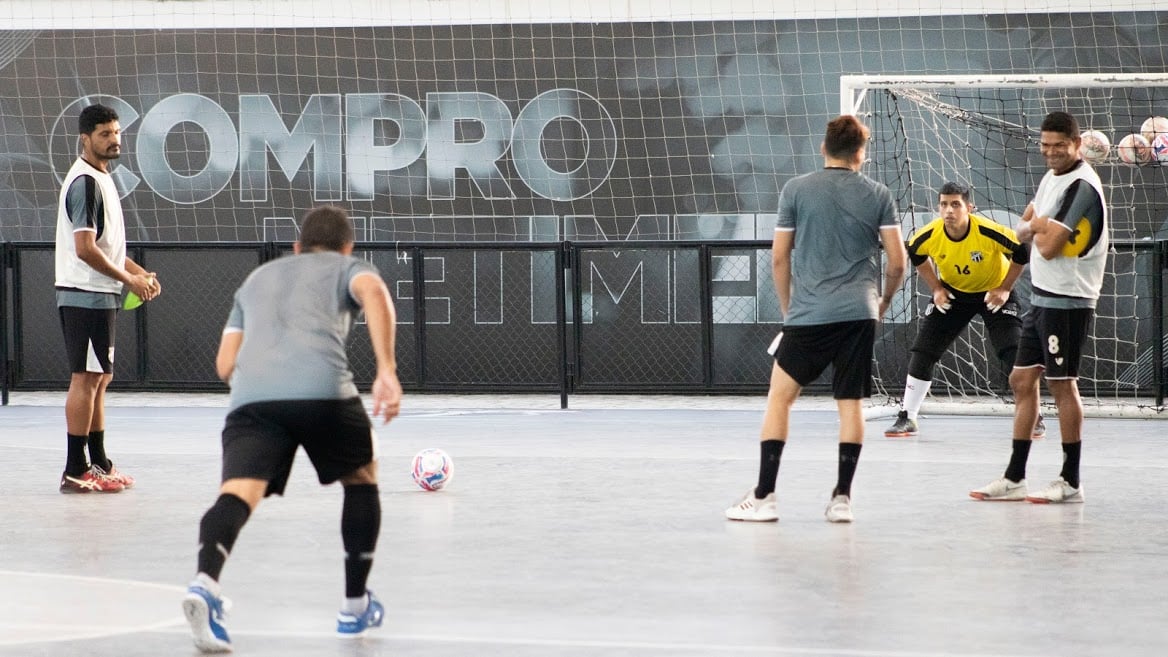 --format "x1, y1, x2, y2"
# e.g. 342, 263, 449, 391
1, 7, 1166, 404
2, 12, 1168, 243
